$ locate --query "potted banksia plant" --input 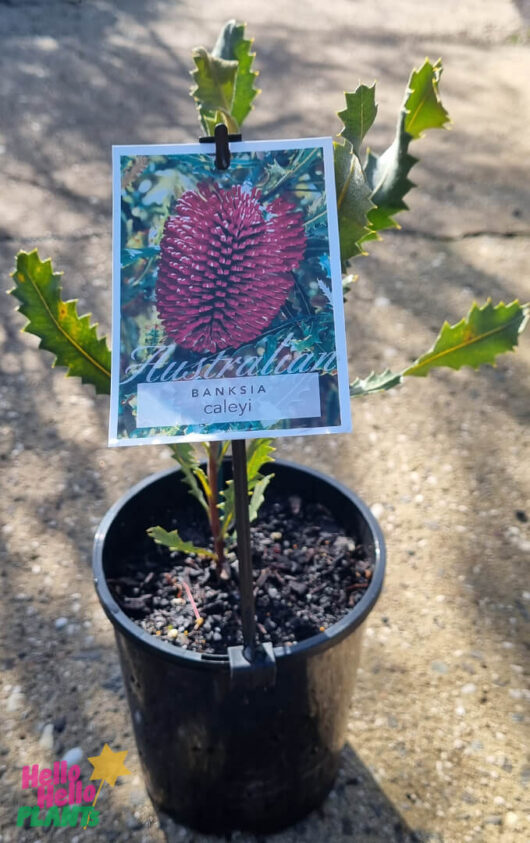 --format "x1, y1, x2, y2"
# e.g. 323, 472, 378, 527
9, 20, 529, 835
